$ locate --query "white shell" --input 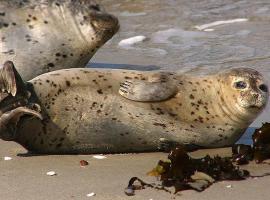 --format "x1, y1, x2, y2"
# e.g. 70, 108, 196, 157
46, 171, 57, 176
93, 155, 107, 160
4, 156, 12, 161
